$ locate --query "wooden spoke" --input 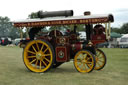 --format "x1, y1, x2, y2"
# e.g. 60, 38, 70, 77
98, 56, 104, 59
43, 54, 51, 56
86, 61, 92, 64
86, 63, 92, 68
40, 60, 42, 70
77, 62, 82, 67
41, 59, 47, 67
96, 52, 101, 57
83, 54, 87, 59
44, 57, 50, 62
27, 50, 36, 54
83, 63, 87, 70
76, 59, 81, 62
78, 54, 83, 58
43, 48, 48, 53
35, 60, 38, 68
98, 59, 104, 63
96, 61, 101, 66
36, 42, 39, 51
32, 45, 37, 53
81, 64, 85, 70
30, 59, 36, 64
40, 44, 44, 51
27, 56, 36, 58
